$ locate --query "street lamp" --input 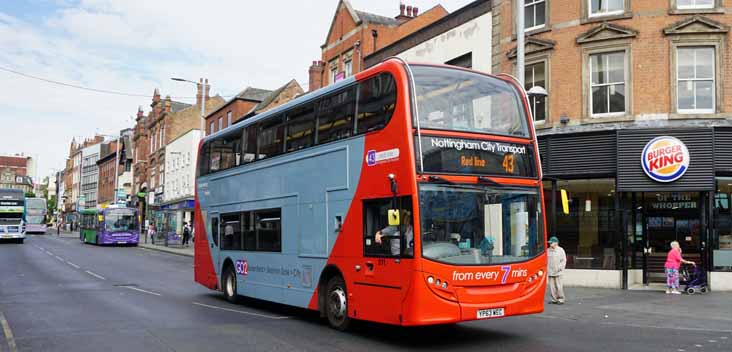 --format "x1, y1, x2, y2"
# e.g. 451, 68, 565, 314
171, 77, 208, 138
